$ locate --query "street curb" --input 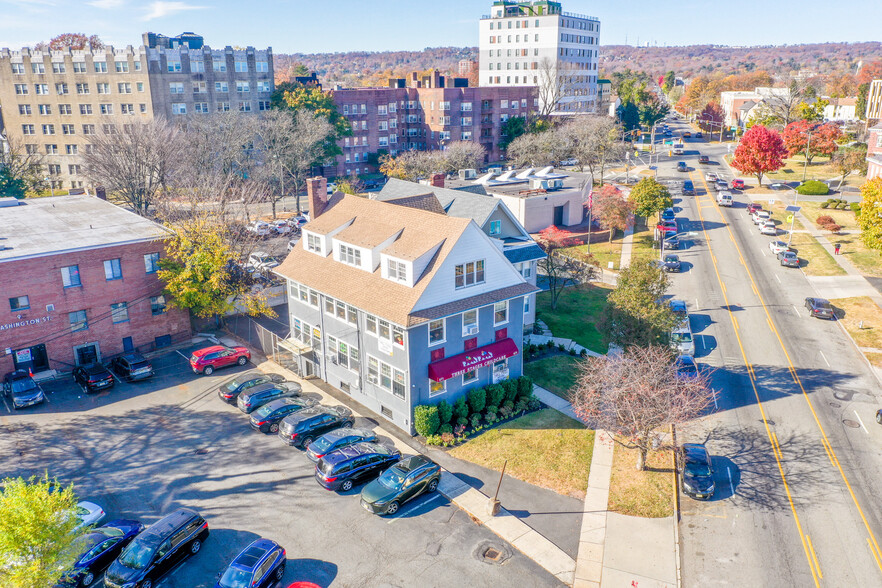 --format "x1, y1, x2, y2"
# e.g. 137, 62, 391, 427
671, 424, 683, 588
